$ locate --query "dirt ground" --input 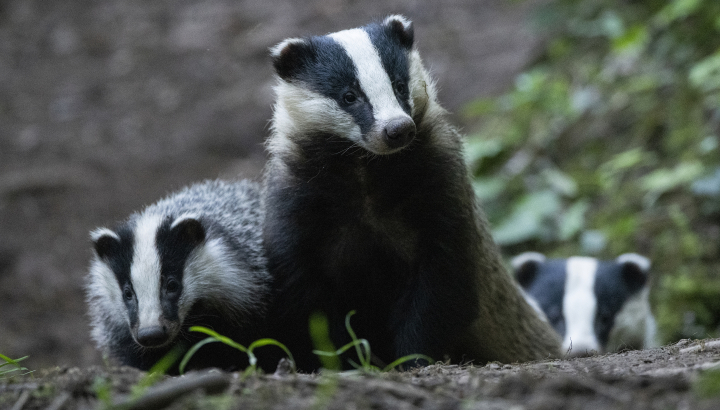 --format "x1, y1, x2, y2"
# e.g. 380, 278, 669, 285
3, 338, 720, 409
